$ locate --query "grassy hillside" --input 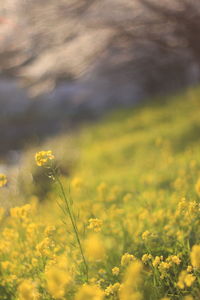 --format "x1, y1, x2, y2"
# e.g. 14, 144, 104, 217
0, 87, 200, 299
